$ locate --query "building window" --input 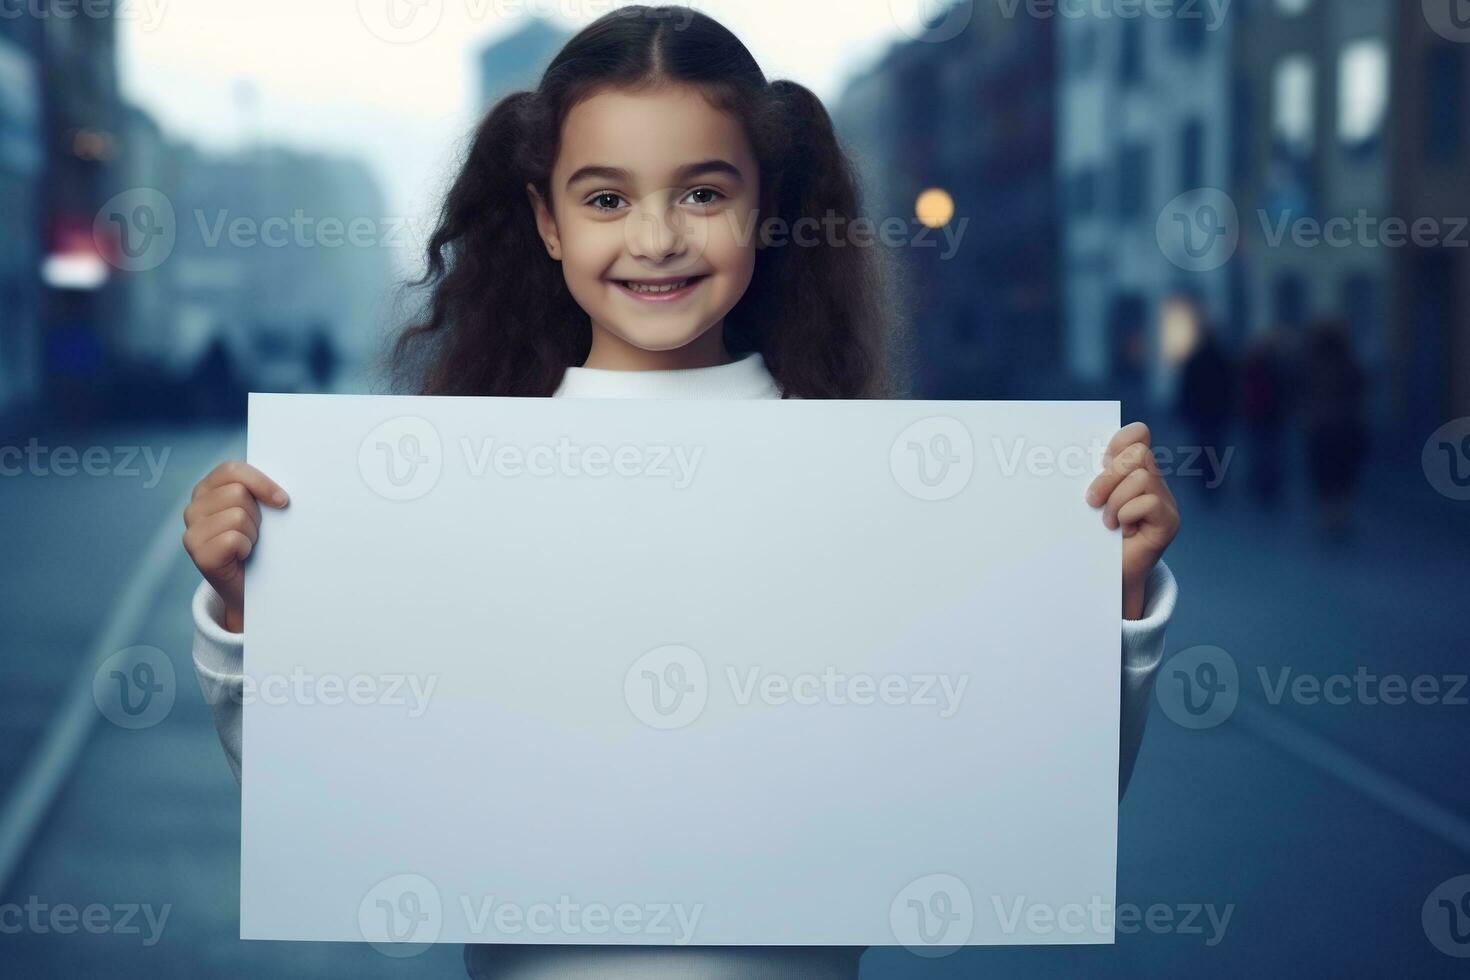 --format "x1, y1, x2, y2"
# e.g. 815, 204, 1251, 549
1273, 54, 1316, 156
1179, 118, 1205, 192
1232, 74, 1254, 187
1069, 168, 1098, 217
1119, 18, 1144, 87
1338, 40, 1388, 157
1071, 23, 1098, 75
1115, 144, 1151, 220
1171, 0, 1210, 55
1426, 46, 1465, 164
